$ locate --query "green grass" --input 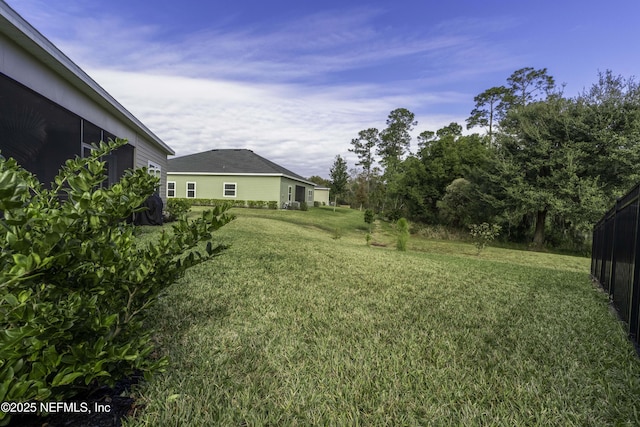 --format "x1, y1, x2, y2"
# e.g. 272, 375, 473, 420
125, 207, 640, 426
